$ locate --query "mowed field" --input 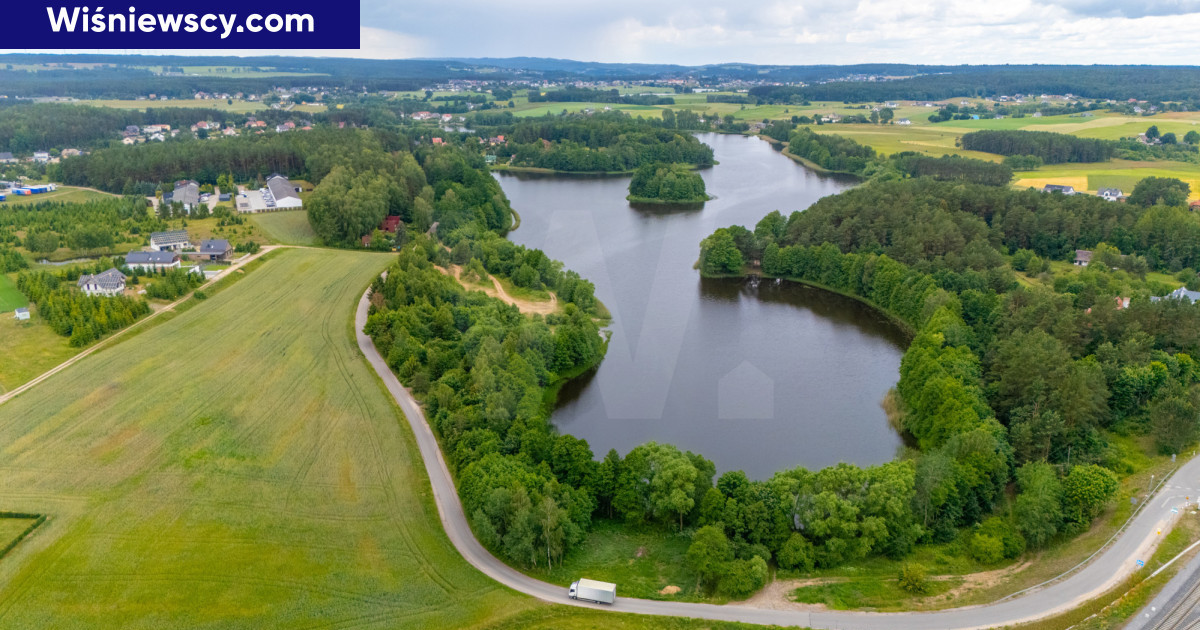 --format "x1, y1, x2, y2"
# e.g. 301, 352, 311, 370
0, 248, 543, 627
249, 211, 319, 246
71, 99, 327, 114
0, 274, 26, 313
